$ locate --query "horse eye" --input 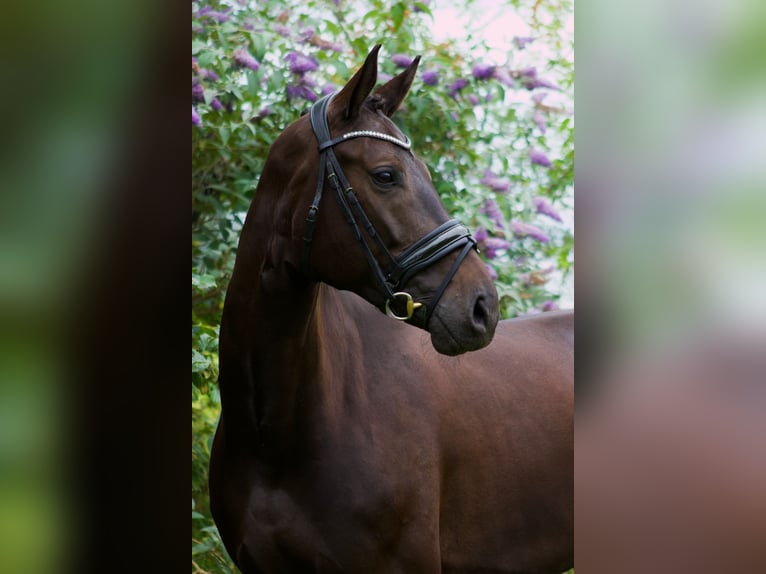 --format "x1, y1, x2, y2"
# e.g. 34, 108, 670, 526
371, 170, 396, 187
